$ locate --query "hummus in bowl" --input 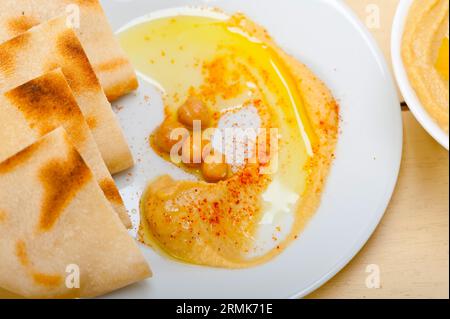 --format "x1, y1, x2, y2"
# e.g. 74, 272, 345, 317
403, 0, 449, 133
393, 0, 449, 149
